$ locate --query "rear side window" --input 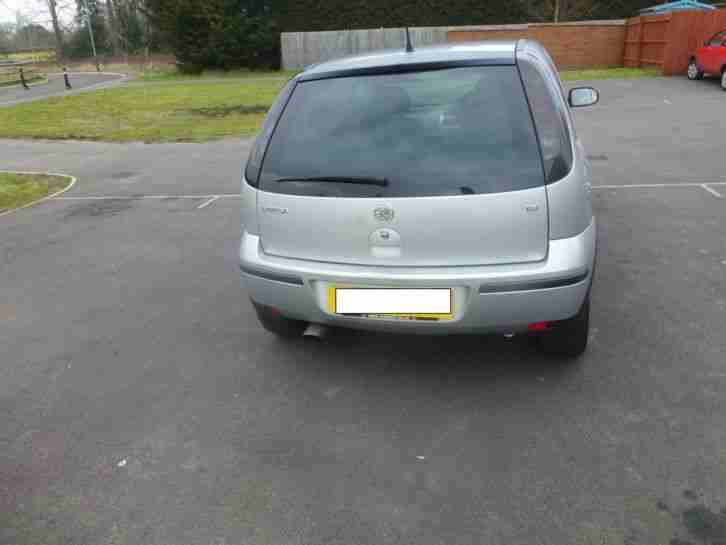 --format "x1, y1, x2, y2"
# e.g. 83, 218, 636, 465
518, 61, 573, 184
257, 66, 544, 198
245, 79, 296, 186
